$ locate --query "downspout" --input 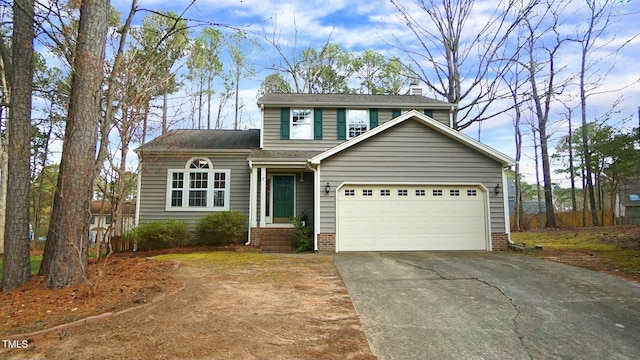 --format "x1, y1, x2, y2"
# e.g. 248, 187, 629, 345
502, 165, 515, 246
306, 162, 319, 252
246, 160, 254, 245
